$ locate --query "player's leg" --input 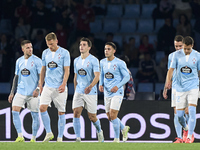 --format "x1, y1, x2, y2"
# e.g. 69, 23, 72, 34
40, 86, 54, 142
12, 93, 25, 142
176, 91, 188, 142
28, 97, 40, 142
172, 89, 183, 143
72, 92, 84, 142
85, 94, 104, 142
185, 107, 189, 124
111, 96, 129, 142
185, 89, 198, 143
53, 87, 68, 142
